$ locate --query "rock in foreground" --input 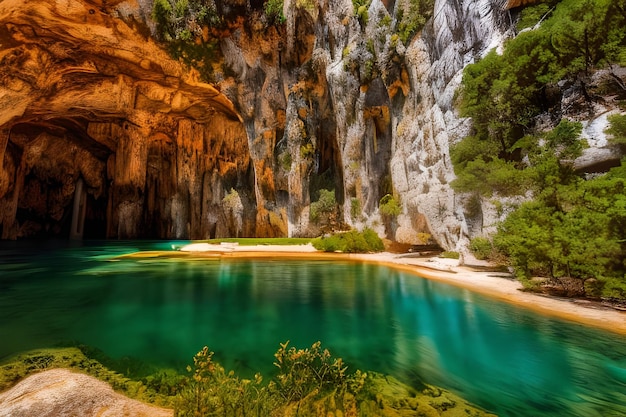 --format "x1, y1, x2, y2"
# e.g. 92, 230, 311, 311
0, 368, 173, 417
